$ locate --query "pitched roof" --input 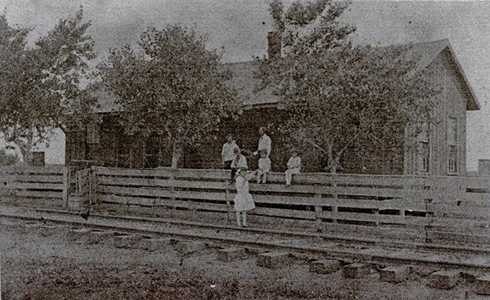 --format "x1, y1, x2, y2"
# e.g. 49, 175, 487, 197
393, 39, 480, 110
93, 87, 122, 113
222, 61, 280, 109
93, 39, 480, 113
